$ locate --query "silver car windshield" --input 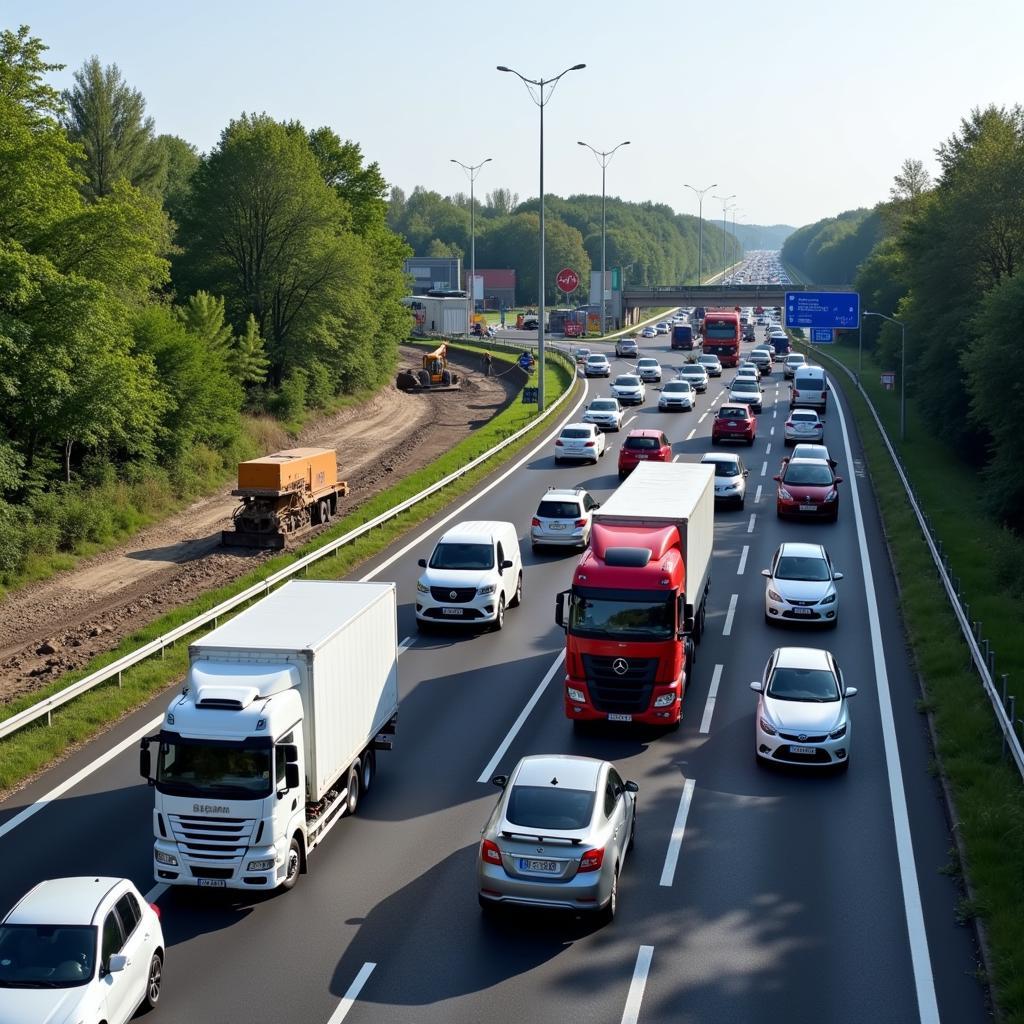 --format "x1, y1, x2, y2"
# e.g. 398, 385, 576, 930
506, 785, 595, 830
